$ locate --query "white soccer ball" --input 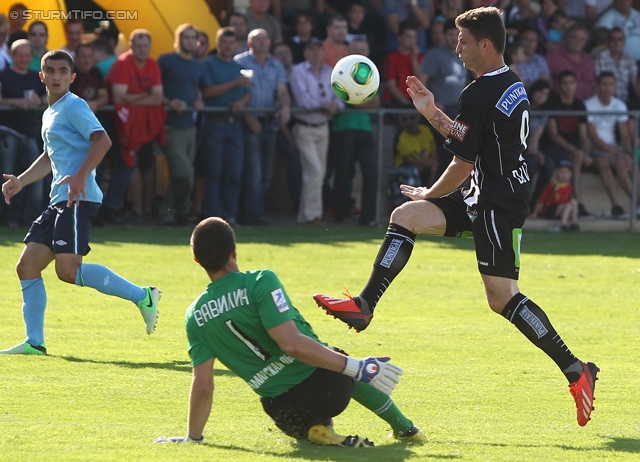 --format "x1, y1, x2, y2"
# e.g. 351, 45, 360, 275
331, 54, 380, 105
